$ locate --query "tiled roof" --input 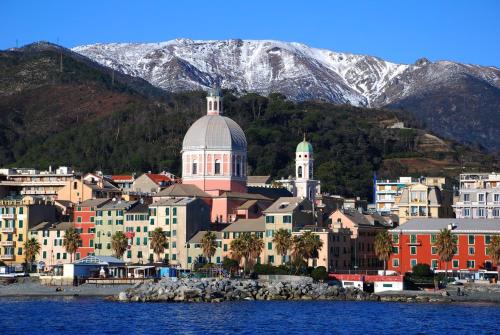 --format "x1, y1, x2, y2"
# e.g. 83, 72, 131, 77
146, 173, 172, 185
263, 197, 307, 213
111, 175, 134, 182
223, 217, 265, 232
247, 176, 272, 184
150, 197, 198, 207
125, 203, 149, 213
187, 230, 223, 244
390, 218, 500, 234
79, 198, 111, 207
153, 184, 210, 198
30, 221, 74, 231
247, 186, 293, 200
